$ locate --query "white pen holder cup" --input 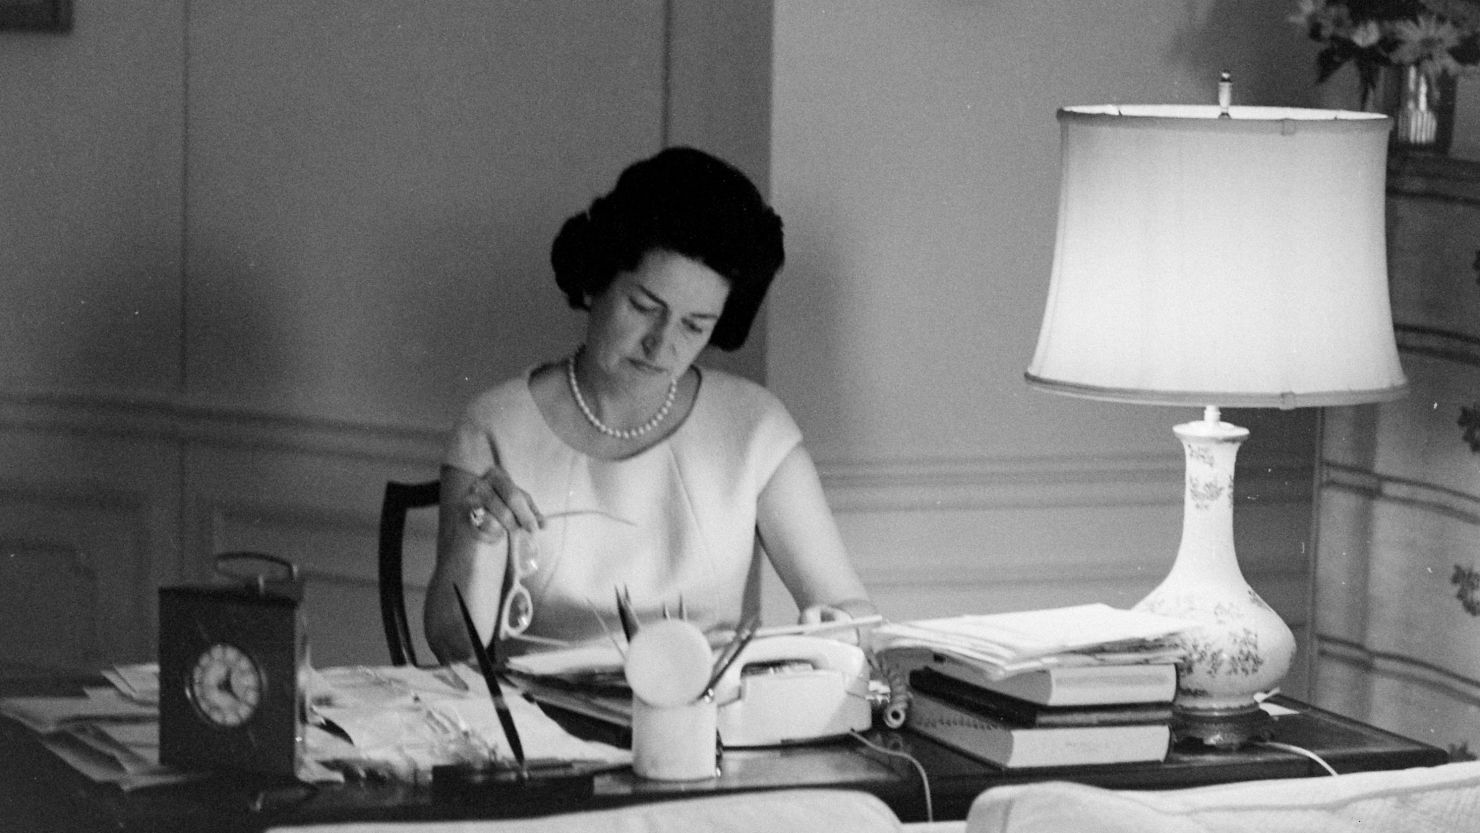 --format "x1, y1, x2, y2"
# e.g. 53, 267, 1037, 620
631, 694, 717, 781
